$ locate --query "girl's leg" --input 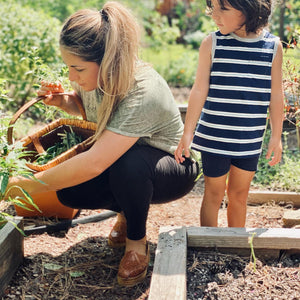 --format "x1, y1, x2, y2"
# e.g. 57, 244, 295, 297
200, 174, 227, 227
226, 165, 255, 227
